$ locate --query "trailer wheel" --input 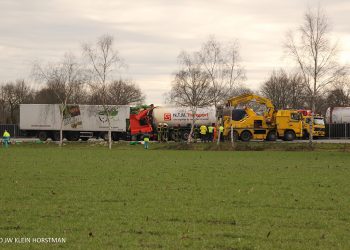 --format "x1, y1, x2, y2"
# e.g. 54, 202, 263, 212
112, 133, 120, 141
266, 131, 277, 141
51, 131, 60, 141
240, 130, 252, 142
169, 131, 176, 141
37, 131, 48, 141
101, 132, 109, 141
67, 132, 80, 141
81, 137, 89, 141
182, 131, 190, 141
284, 130, 295, 141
